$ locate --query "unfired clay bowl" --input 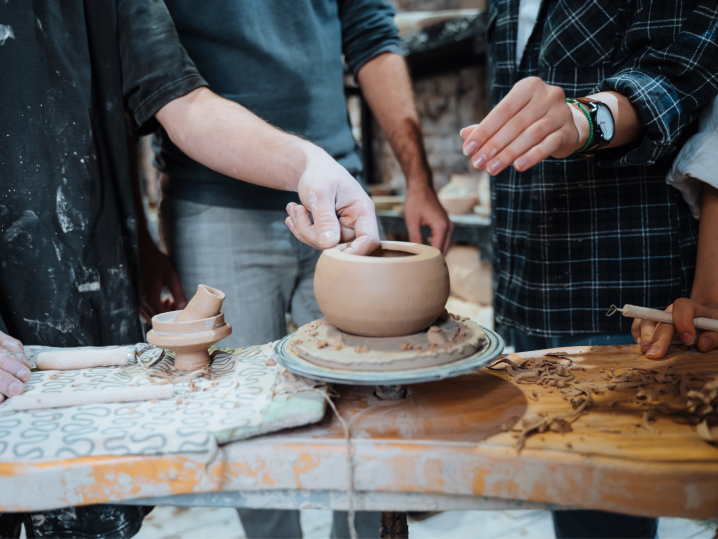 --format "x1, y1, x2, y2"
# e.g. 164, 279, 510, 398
313, 241, 450, 337
147, 310, 232, 371
439, 194, 479, 215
